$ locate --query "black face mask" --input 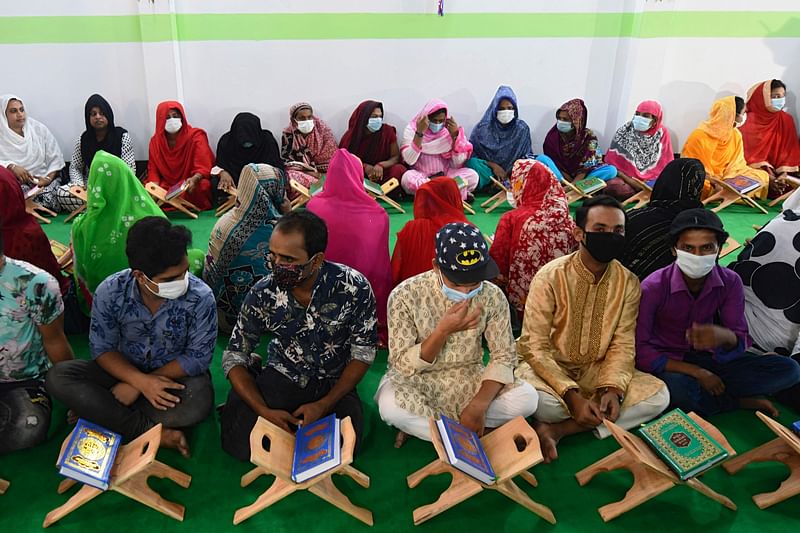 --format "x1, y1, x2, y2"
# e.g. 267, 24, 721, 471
582, 232, 626, 264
